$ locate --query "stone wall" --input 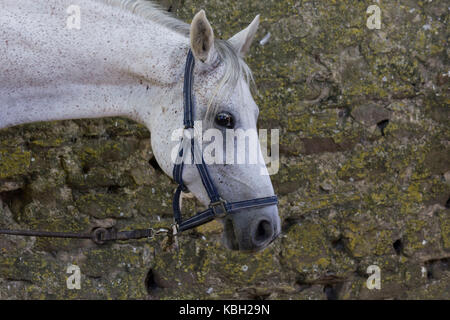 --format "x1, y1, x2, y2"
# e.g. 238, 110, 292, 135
0, 0, 448, 299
